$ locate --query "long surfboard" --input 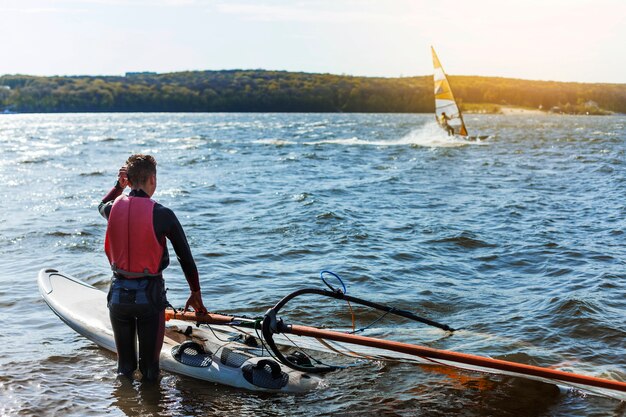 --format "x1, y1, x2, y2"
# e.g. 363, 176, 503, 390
37, 268, 321, 392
